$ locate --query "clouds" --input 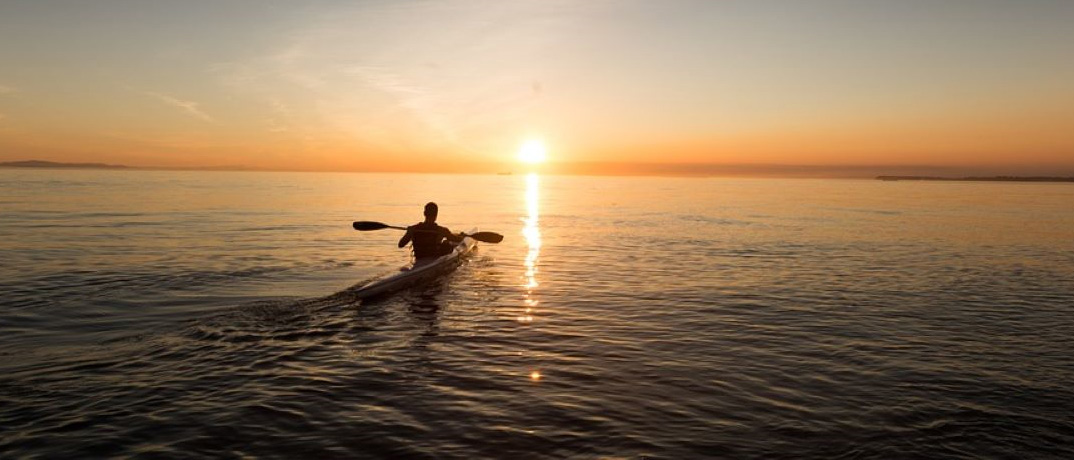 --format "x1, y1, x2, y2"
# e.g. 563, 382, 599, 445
344, 65, 459, 144
3, 1, 1071, 171
202, 1, 589, 152
144, 91, 214, 123
209, 36, 467, 153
